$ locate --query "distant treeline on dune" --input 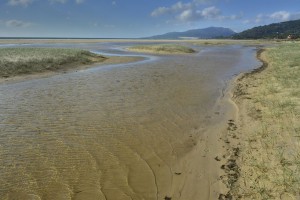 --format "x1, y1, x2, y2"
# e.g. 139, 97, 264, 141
233, 19, 300, 39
